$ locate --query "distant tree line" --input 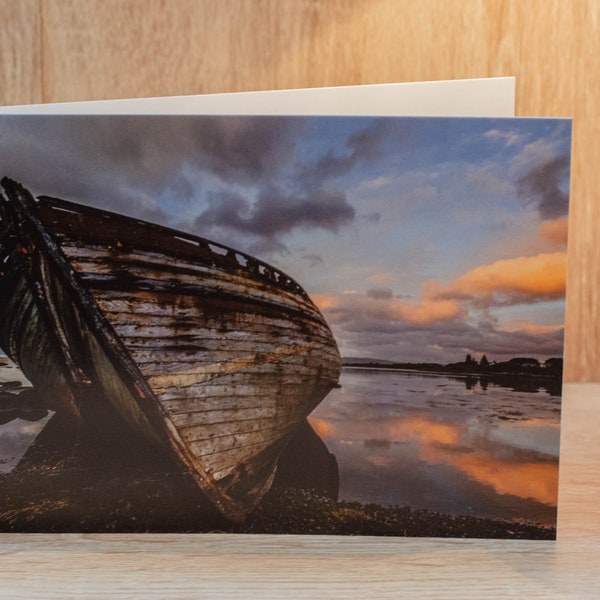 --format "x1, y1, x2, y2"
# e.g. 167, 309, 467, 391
343, 354, 563, 379
444, 355, 563, 377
